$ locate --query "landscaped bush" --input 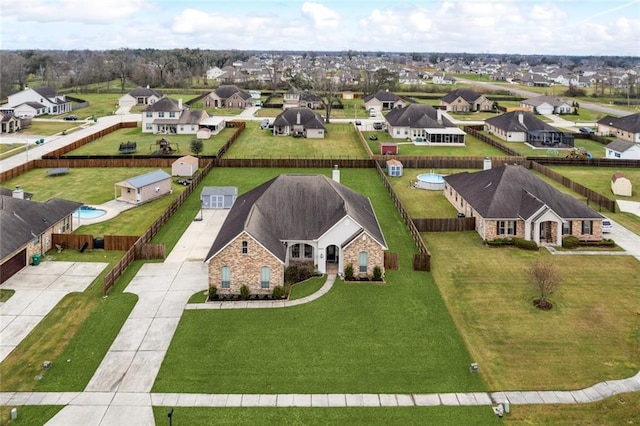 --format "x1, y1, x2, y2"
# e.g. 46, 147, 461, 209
562, 235, 580, 249
284, 261, 316, 284
208, 286, 218, 301
485, 238, 514, 246
344, 263, 354, 281
272, 285, 285, 299
240, 285, 250, 300
372, 265, 383, 281
578, 238, 616, 248
513, 237, 539, 251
